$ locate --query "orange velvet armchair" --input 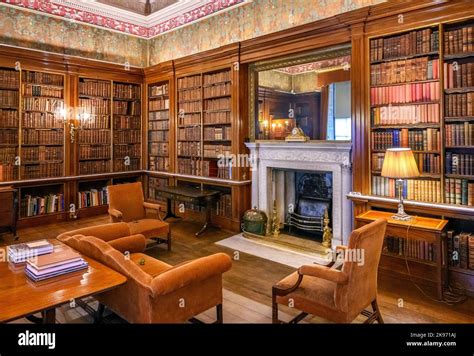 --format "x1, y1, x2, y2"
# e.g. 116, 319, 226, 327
58, 227, 232, 323
107, 182, 171, 250
272, 218, 387, 324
